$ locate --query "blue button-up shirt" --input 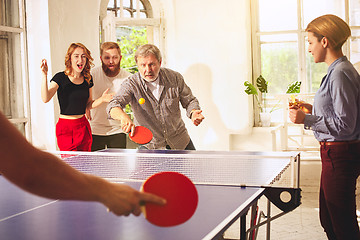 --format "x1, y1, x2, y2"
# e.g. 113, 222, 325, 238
304, 56, 360, 142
